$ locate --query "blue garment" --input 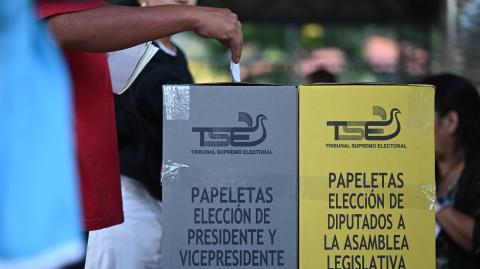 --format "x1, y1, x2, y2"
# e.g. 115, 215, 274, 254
0, 1, 82, 268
